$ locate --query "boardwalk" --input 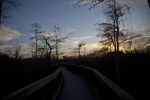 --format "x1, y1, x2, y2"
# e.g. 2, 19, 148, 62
57, 67, 99, 100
